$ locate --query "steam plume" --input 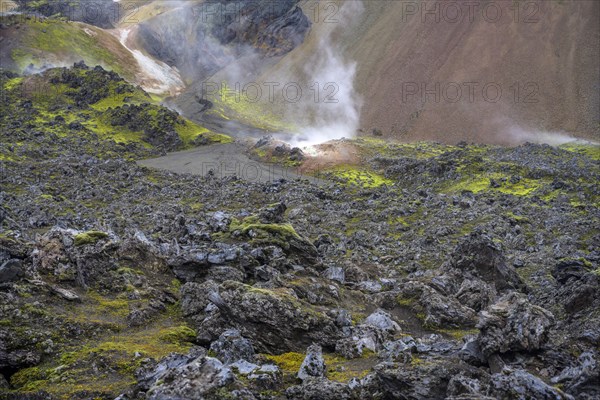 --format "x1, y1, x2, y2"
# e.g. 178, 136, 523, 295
288, 0, 364, 147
